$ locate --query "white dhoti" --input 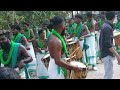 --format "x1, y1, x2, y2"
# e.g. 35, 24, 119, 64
48, 57, 65, 79
36, 52, 49, 79
85, 33, 96, 67
27, 43, 37, 77
95, 31, 100, 57
79, 40, 86, 63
